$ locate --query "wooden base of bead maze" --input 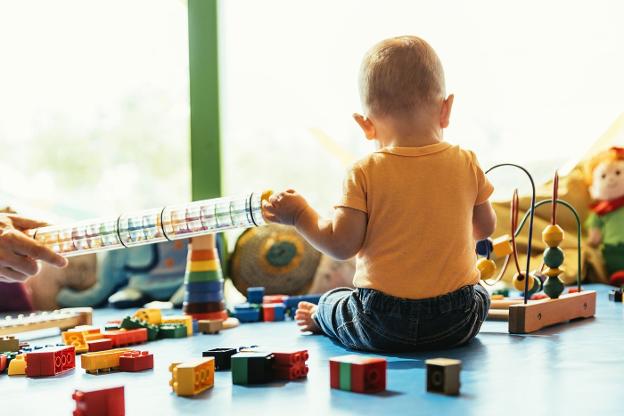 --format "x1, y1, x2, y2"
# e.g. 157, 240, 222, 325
486, 291, 596, 333
0, 307, 93, 336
